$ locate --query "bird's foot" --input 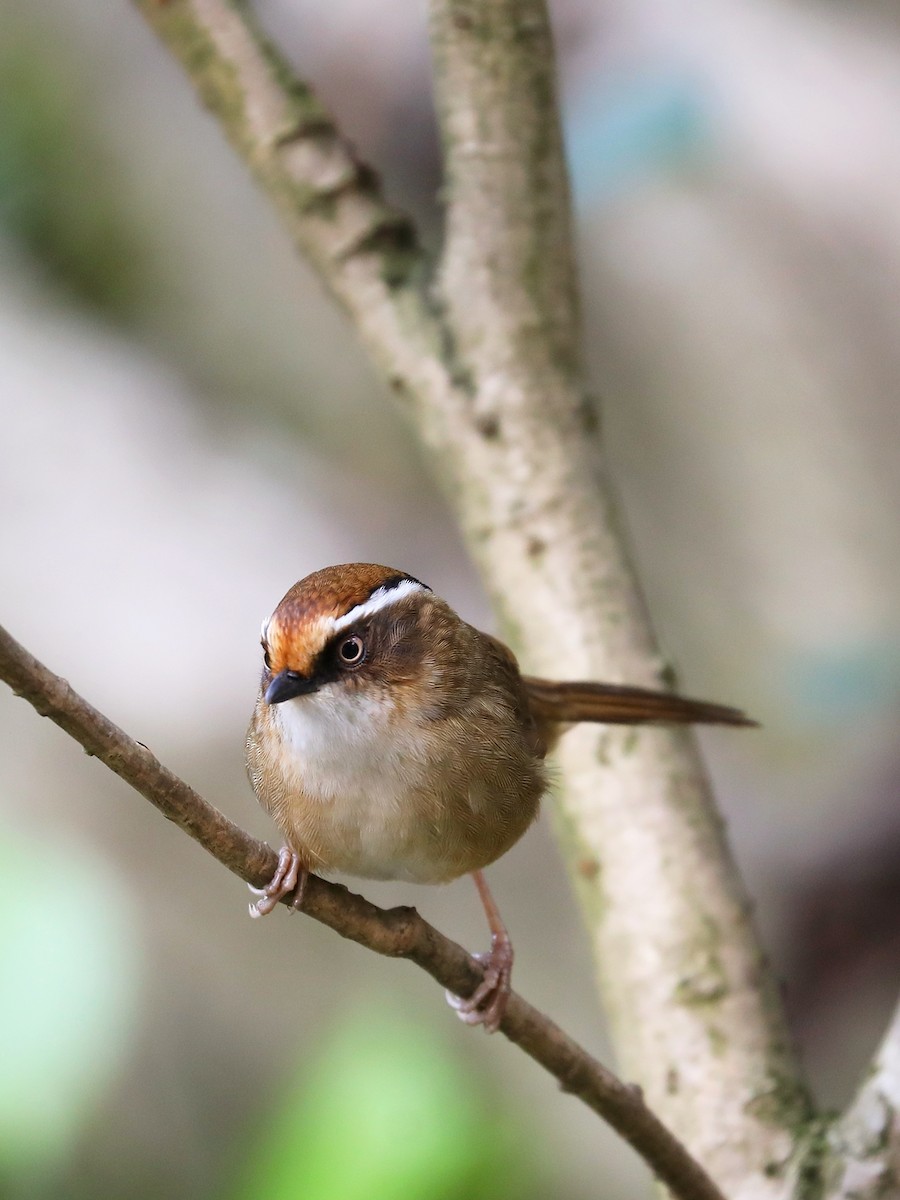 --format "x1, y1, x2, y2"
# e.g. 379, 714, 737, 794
248, 846, 308, 917
445, 933, 513, 1034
